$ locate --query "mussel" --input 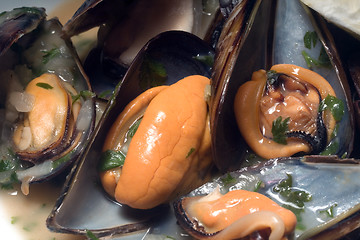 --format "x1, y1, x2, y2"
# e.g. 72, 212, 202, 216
234, 64, 340, 159
47, 31, 214, 237
99, 74, 213, 209
0, 7, 95, 194
174, 187, 297, 240
173, 155, 360, 240
210, 0, 354, 172
62, 0, 219, 96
